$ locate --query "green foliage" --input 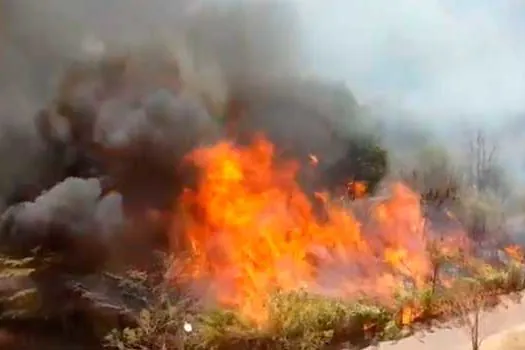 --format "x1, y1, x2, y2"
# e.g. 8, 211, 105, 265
105, 285, 396, 350
381, 320, 403, 341
105, 307, 185, 350
105, 291, 190, 349
101, 247, 525, 350
265, 291, 370, 349
325, 135, 388, 197
347, 137, 388, 194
